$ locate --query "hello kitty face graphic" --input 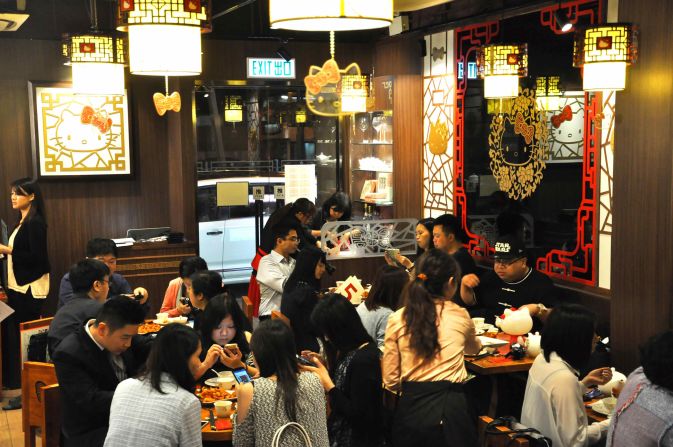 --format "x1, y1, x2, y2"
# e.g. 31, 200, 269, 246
54, 107, 114, 153
546, 95, 584, 161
